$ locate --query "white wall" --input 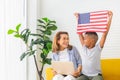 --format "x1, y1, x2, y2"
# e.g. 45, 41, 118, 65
0, 0, 5, 80
0, 0, 27, 80
39, 0, 120, 59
